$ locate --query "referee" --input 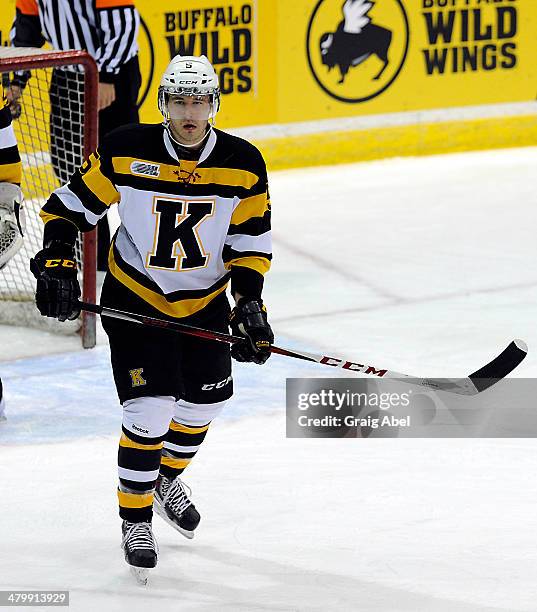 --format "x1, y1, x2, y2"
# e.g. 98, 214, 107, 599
9, 0, 141, 271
